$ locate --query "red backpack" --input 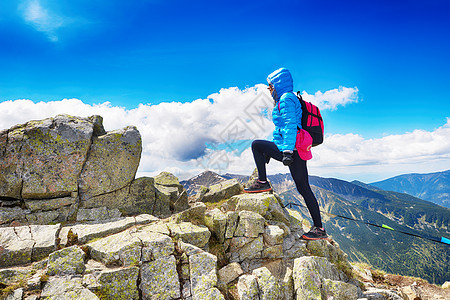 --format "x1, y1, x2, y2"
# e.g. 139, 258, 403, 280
277, 91, 324, 146
297, 91, 324, 146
